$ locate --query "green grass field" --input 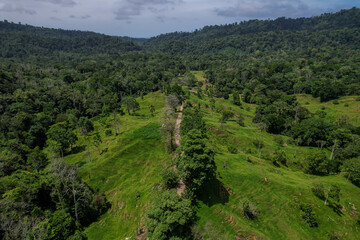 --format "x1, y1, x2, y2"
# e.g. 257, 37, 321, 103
65, 89, 360, 239
189, 93, 360, 239
297, 94, 360, 127
65, 92, 171, 240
